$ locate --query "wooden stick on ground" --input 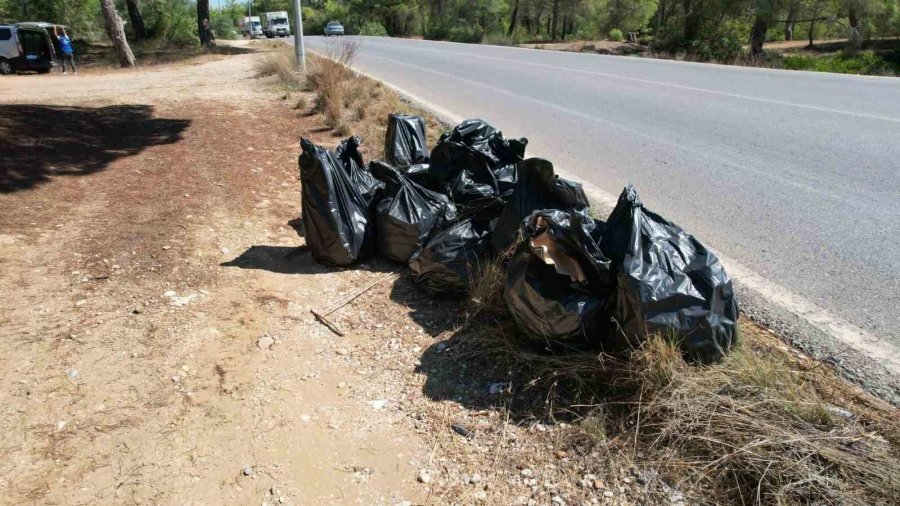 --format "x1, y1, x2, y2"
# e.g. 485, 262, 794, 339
310, 309, 345, 337
310, 271, 400, 336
